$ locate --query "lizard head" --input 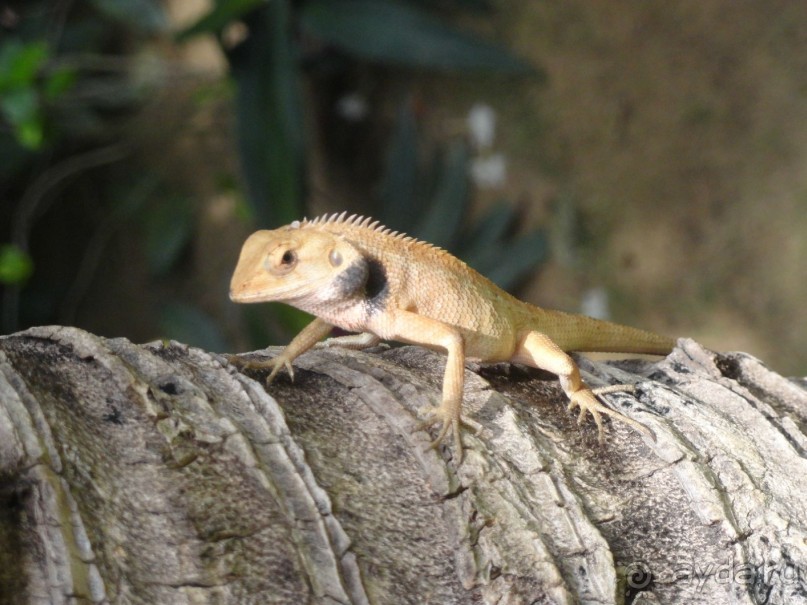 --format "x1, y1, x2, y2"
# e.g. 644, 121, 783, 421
229, 225, 370, 309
